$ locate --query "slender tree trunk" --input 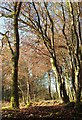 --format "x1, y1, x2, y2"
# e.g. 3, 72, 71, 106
48, 72, 52, 99
72, 63, 76, 93
76, 62, 82, 103
27, 81, 31, 103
